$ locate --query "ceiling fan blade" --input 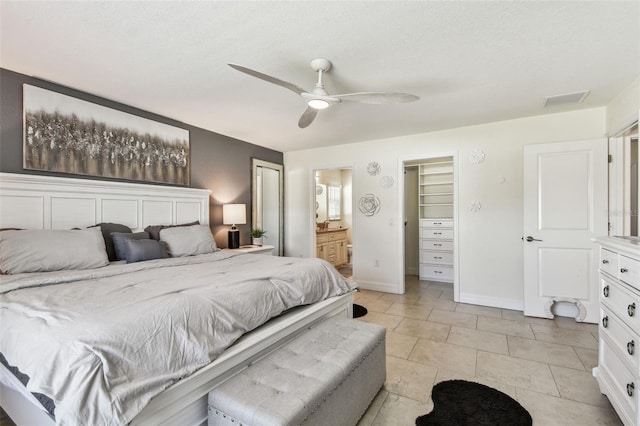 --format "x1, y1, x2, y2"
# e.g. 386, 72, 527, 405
333, 92, 420, 104
227, 63, 307, 96
298, 107, 318, 128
